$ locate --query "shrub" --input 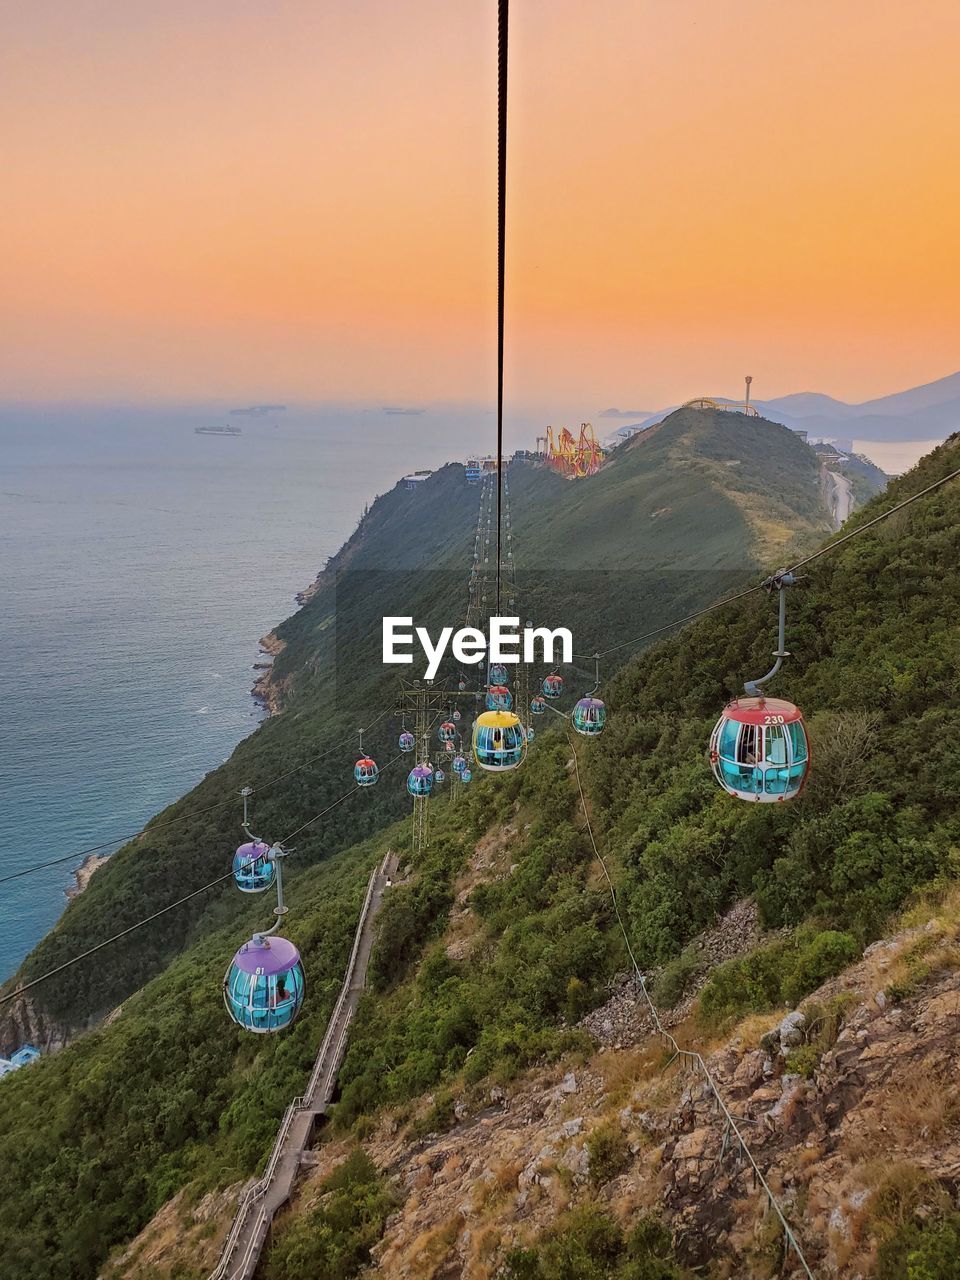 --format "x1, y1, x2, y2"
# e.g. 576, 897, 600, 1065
565, 975, 591, 1022
586, 1123, 629, 1187
264, 1148, 396, 1280
784, 1044, 819, 1079
781, 930, 859, 1005
697, 942, 788, 1024
698, 930, 859, 1026
652, 947, 702, 1008
877, 1213, 960, 1279
501, 1204, 688, 1279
